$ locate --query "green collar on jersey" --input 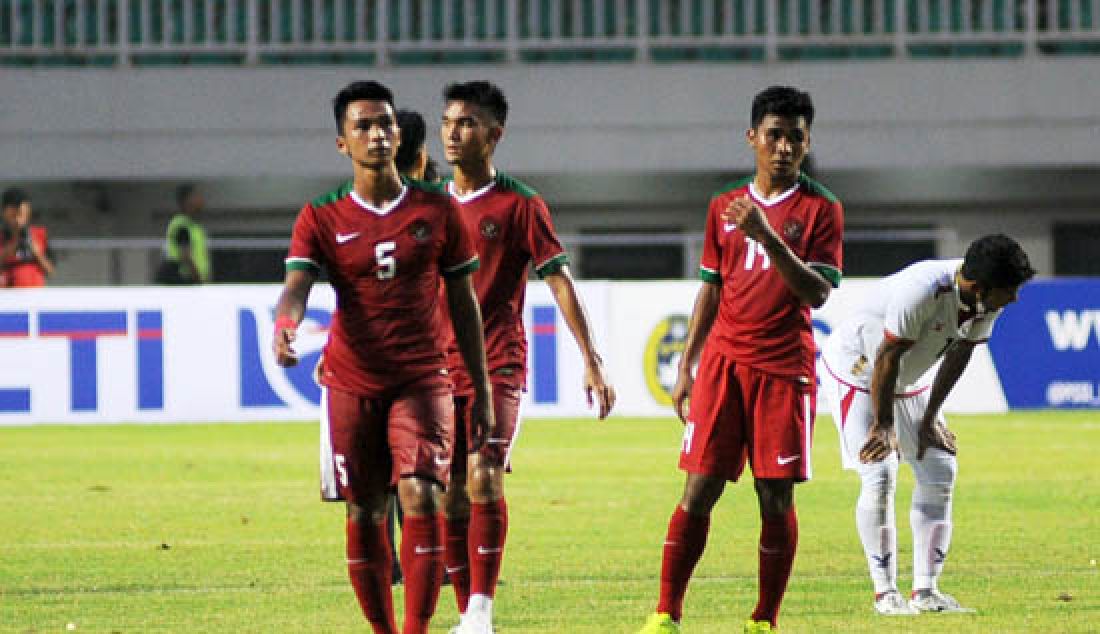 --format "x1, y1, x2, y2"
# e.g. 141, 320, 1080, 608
712, 172, 838, 204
